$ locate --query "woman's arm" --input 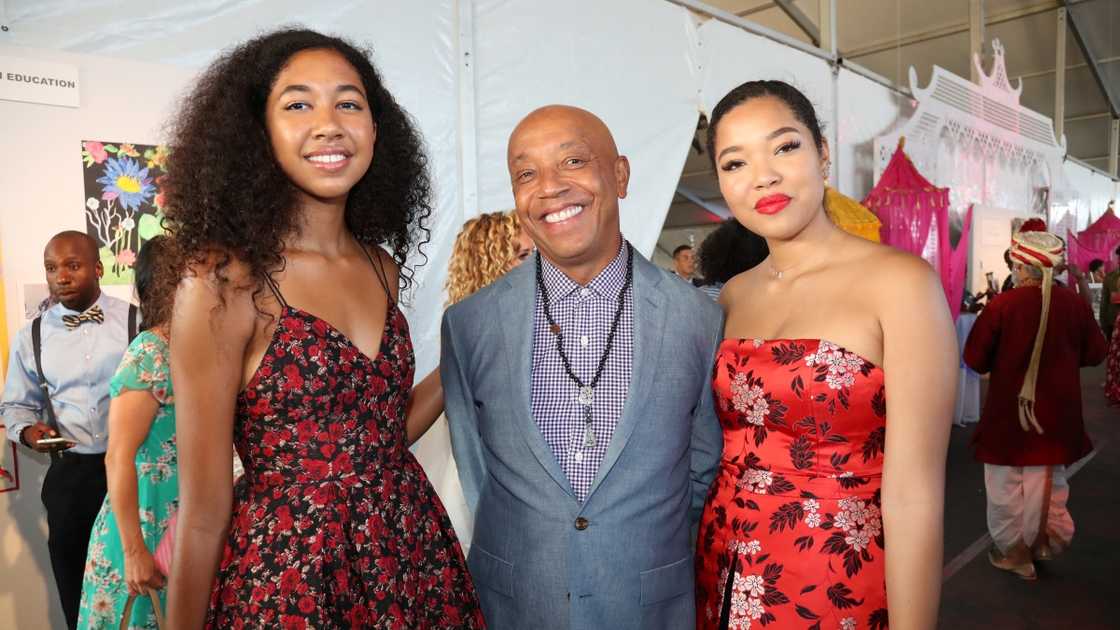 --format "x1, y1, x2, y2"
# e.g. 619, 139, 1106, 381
878, 254, 956, 630
166, 266, 255, 629
105, 389, 162, 594
405, 369, 443, 445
